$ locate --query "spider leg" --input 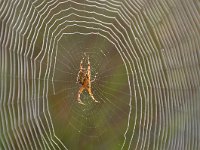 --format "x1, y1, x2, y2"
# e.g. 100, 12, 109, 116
91, 73, 98, 83
87, 56, 97, 83
76, 57, 85, 83
77, 86, 85, 105
87, 56, 92, 87
87, 87, 99, 103
80, 57, 84, 70
87, 56, 91, 78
